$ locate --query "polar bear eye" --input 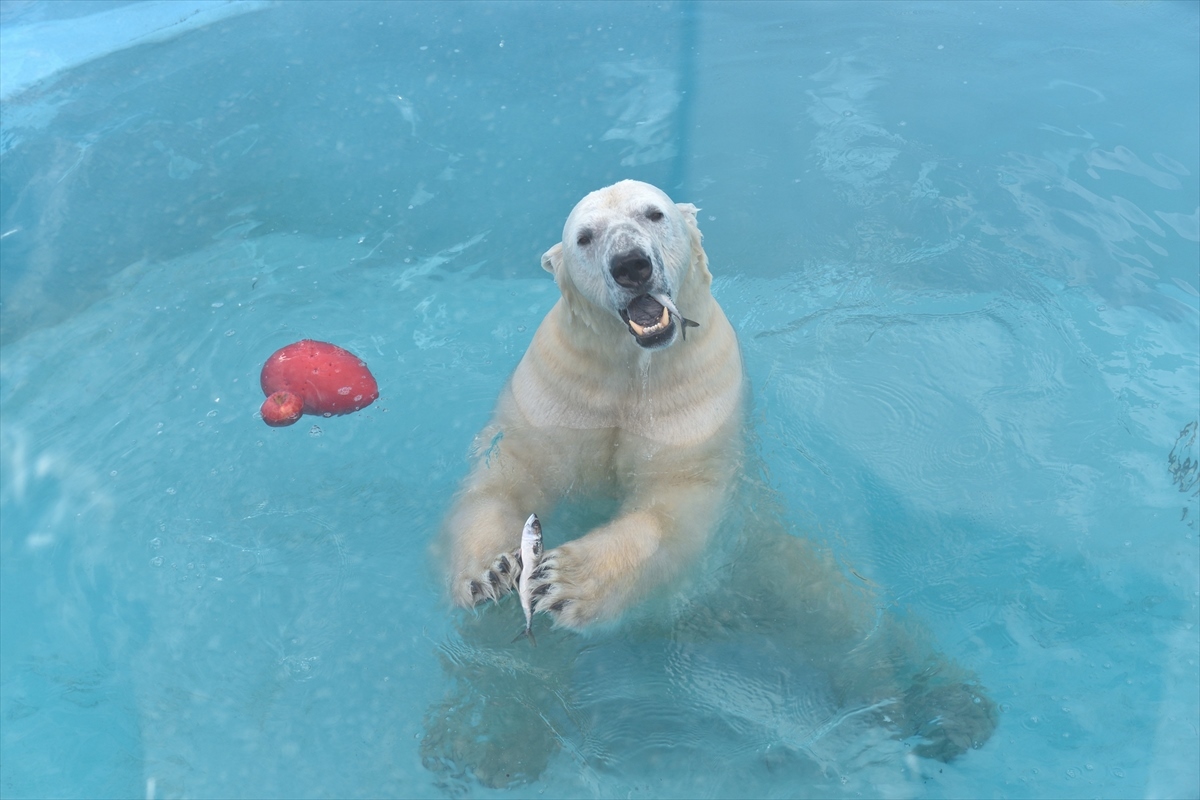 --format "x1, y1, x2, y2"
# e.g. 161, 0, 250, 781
645, 208, 665, 222
576, 230, 593, 247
